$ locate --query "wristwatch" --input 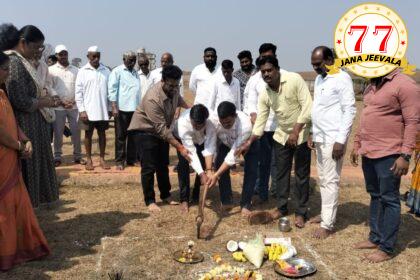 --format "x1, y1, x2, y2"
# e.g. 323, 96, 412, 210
400, 153, 411, 162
